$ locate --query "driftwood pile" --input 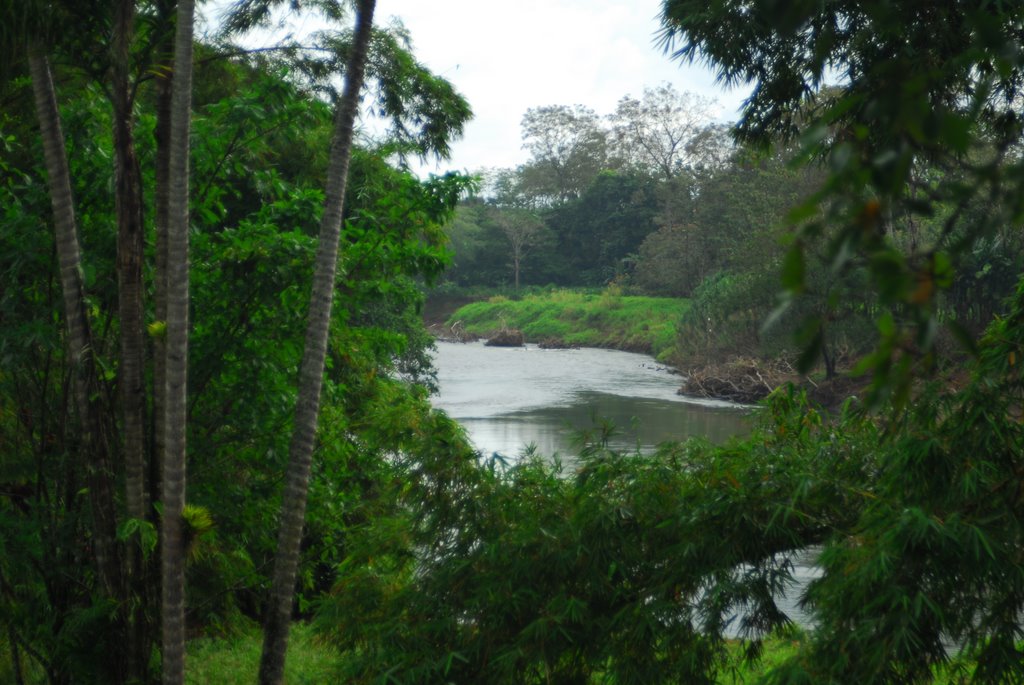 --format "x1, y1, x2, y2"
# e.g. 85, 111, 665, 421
428, 320, 479, 343
678, 357, 798, 404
